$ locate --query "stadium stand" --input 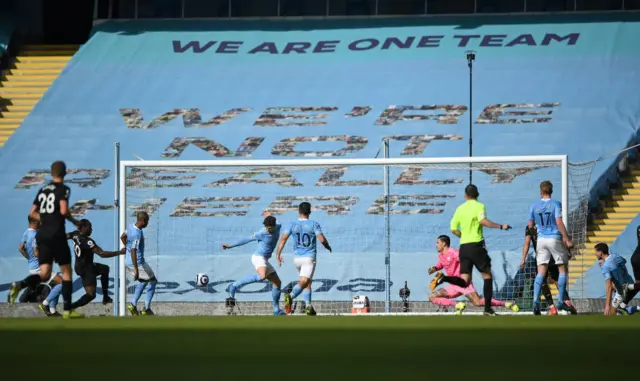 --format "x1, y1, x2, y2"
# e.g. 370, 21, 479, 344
1, 13, 639, 311
0, 45, 78, 147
